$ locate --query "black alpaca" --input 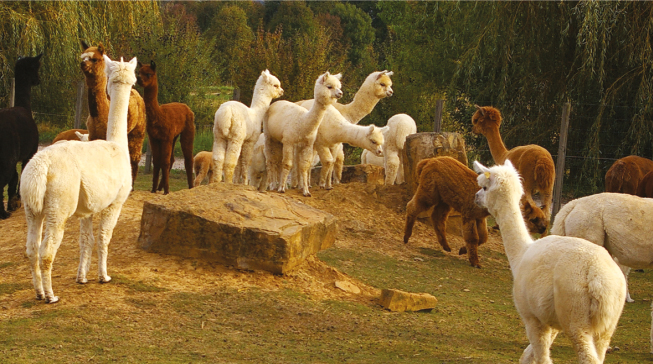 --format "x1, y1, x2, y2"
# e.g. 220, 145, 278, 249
0, 54, 42, 219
